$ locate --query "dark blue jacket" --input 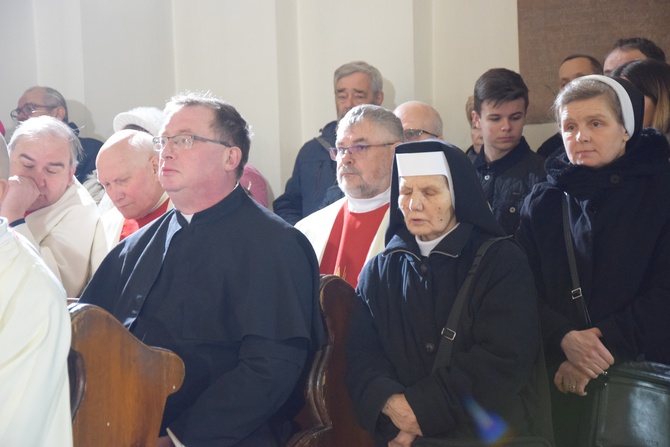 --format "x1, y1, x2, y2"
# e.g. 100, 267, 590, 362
472, 137, 546, 236
273, 121, 340, 225
518, 128, 670, 367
